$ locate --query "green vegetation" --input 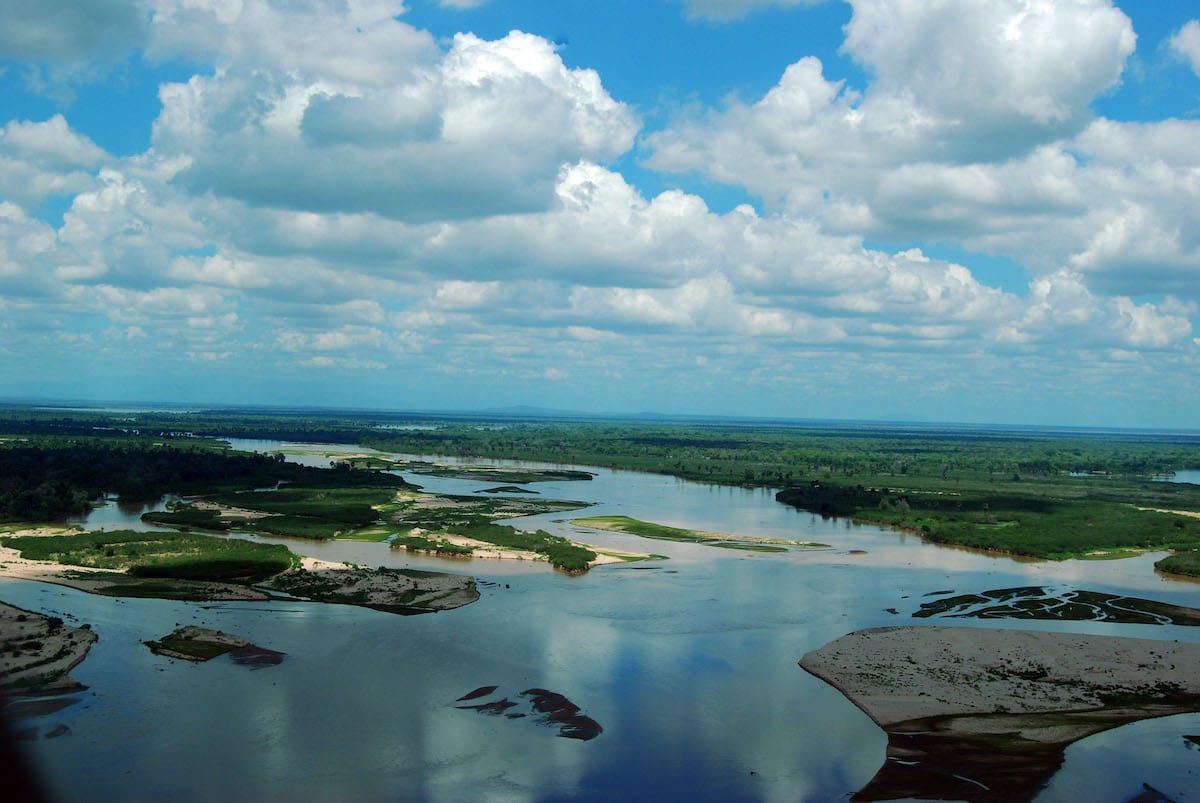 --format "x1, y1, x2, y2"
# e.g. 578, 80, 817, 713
145, 634, 236, 661
392, 534, 474, 557
394, 522, 596, 573
1156, 550, 1200, 578
573, 515, 825, 552
0, 529, 296, 584
6, 406, 1200, 565
775, 483, 1200, 560
0, 437, 414, 523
